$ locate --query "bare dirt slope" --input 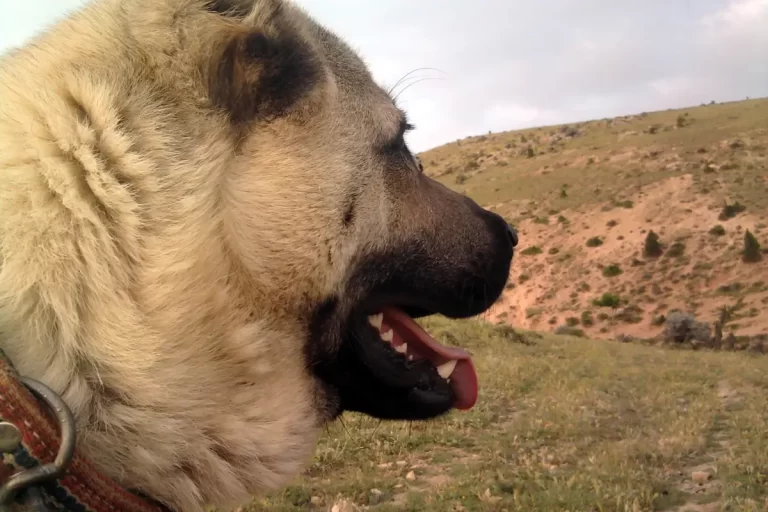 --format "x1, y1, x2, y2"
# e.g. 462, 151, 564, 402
419, 98, 768, 340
